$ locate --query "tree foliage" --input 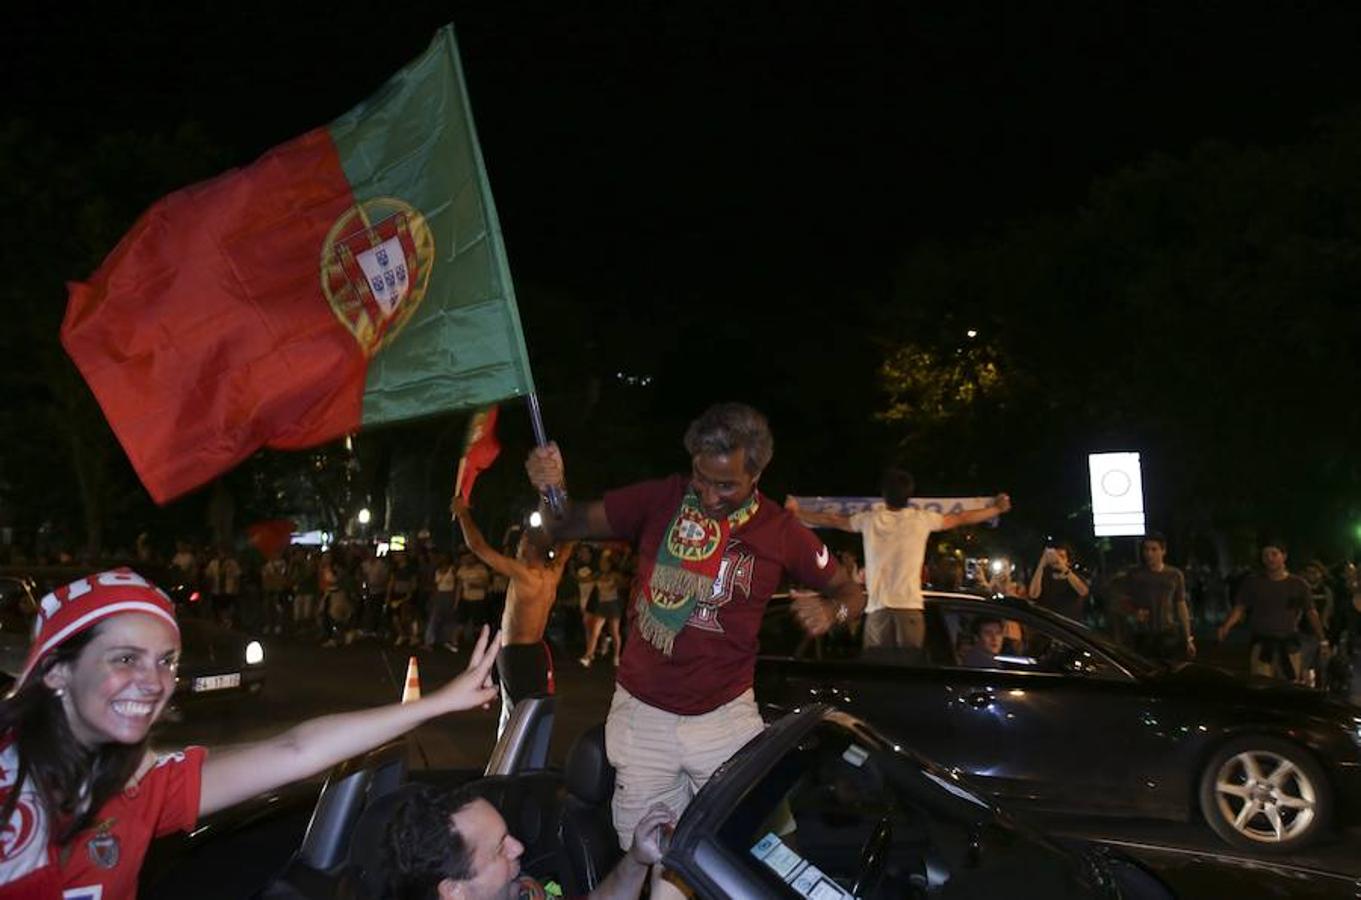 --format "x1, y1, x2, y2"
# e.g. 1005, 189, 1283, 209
879, 111, 1361, 560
